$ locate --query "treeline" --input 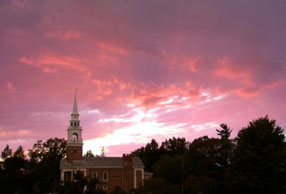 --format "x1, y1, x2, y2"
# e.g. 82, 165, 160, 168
131, 116, 286, 194
0, 138, 66, 193
0, 116, 285, 194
